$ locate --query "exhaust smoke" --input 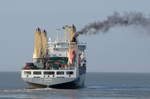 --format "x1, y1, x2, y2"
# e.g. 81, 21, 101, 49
78, 12, 150, 35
